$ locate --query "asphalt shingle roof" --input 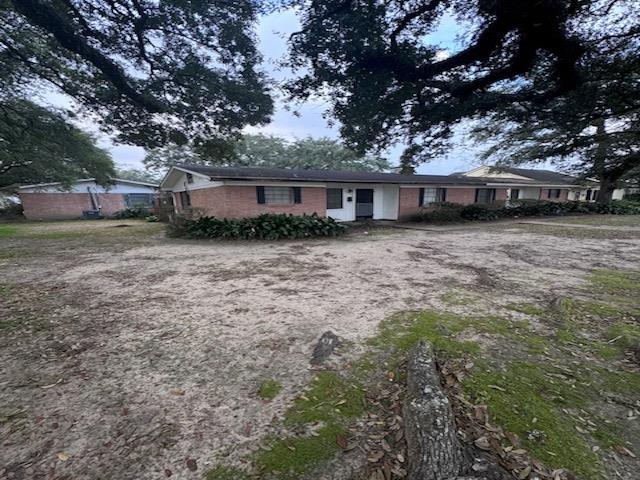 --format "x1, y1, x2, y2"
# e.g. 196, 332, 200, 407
178, 165, 491, 185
